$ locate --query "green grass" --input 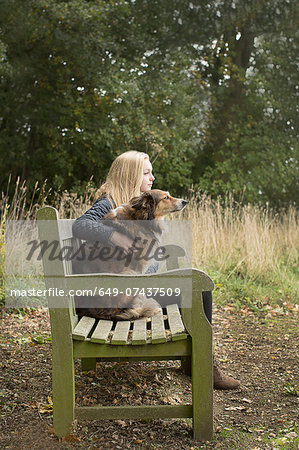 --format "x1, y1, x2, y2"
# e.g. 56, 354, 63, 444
202, 258, 298, 314
192, 423, 299, 449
